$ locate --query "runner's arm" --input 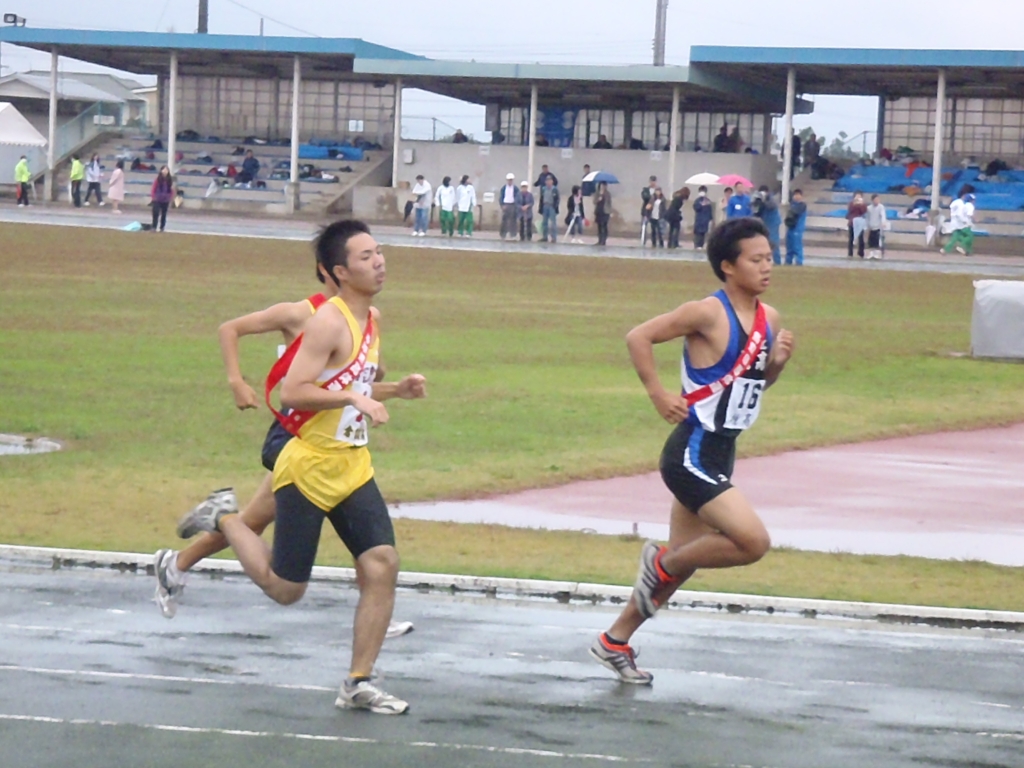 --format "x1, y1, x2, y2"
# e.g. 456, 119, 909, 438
372, 375, 426, 402
626, 298, 718, 424
219, 301, 310, 409
280, 309, 389, 424
763, 305, 794, 387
